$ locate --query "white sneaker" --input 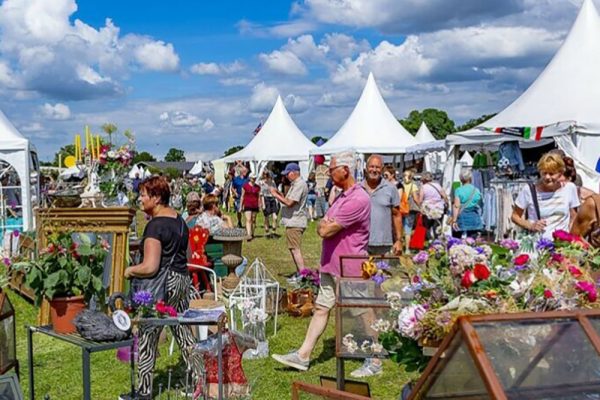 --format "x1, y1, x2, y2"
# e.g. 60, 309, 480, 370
350, 359, 383, 378
272, 350, 309, 371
